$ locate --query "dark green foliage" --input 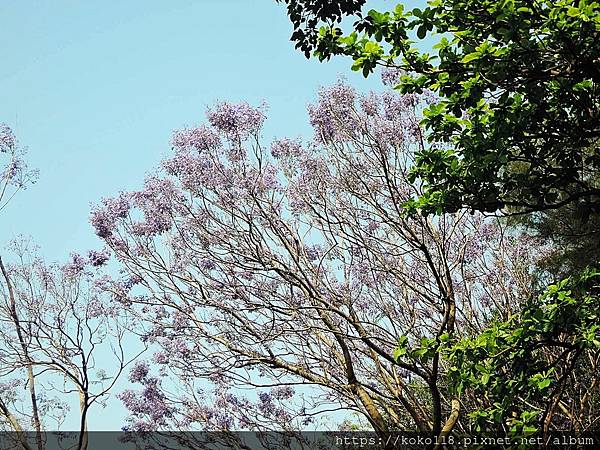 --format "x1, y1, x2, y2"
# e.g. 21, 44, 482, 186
281, 0, 600, 216
445, 267, 600, 436
275, 0, 367, 57
516, 205, 600, 278
281, 0, 600, 438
